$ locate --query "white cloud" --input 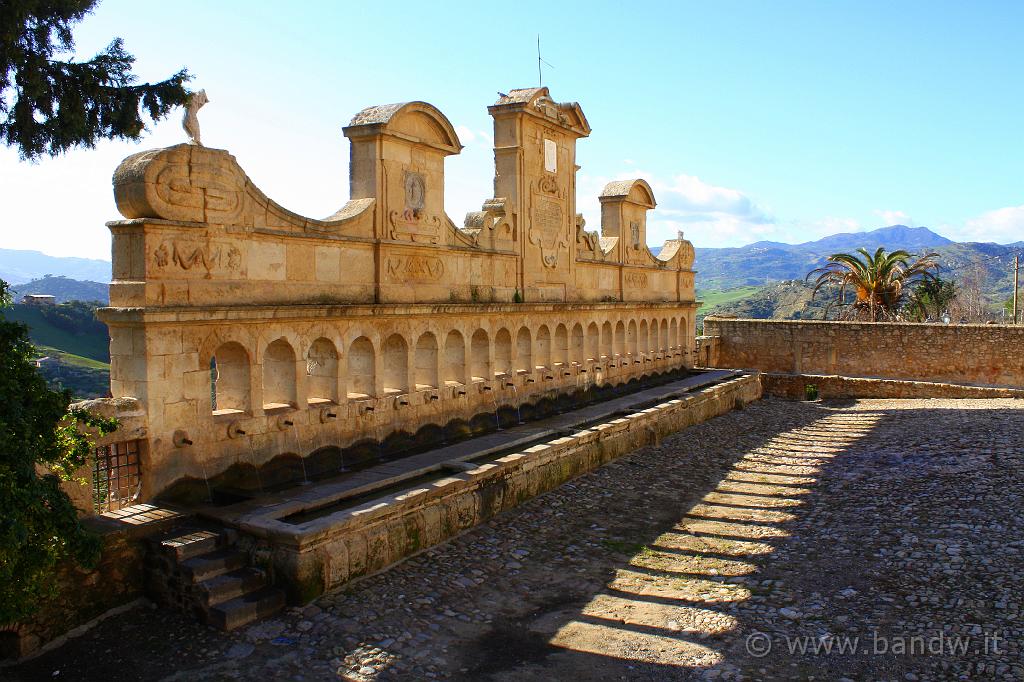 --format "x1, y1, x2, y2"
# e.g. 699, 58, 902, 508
655, 174, 774, 225
454, 125, 476, 144
873, 209, 914, 227
577, 171, 775, 247
963, 205, 1024, 244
